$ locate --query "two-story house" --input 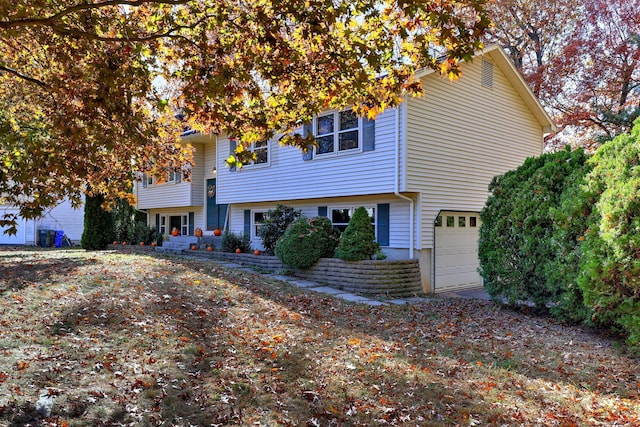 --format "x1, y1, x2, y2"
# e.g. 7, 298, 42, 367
136, 45, 555, 293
